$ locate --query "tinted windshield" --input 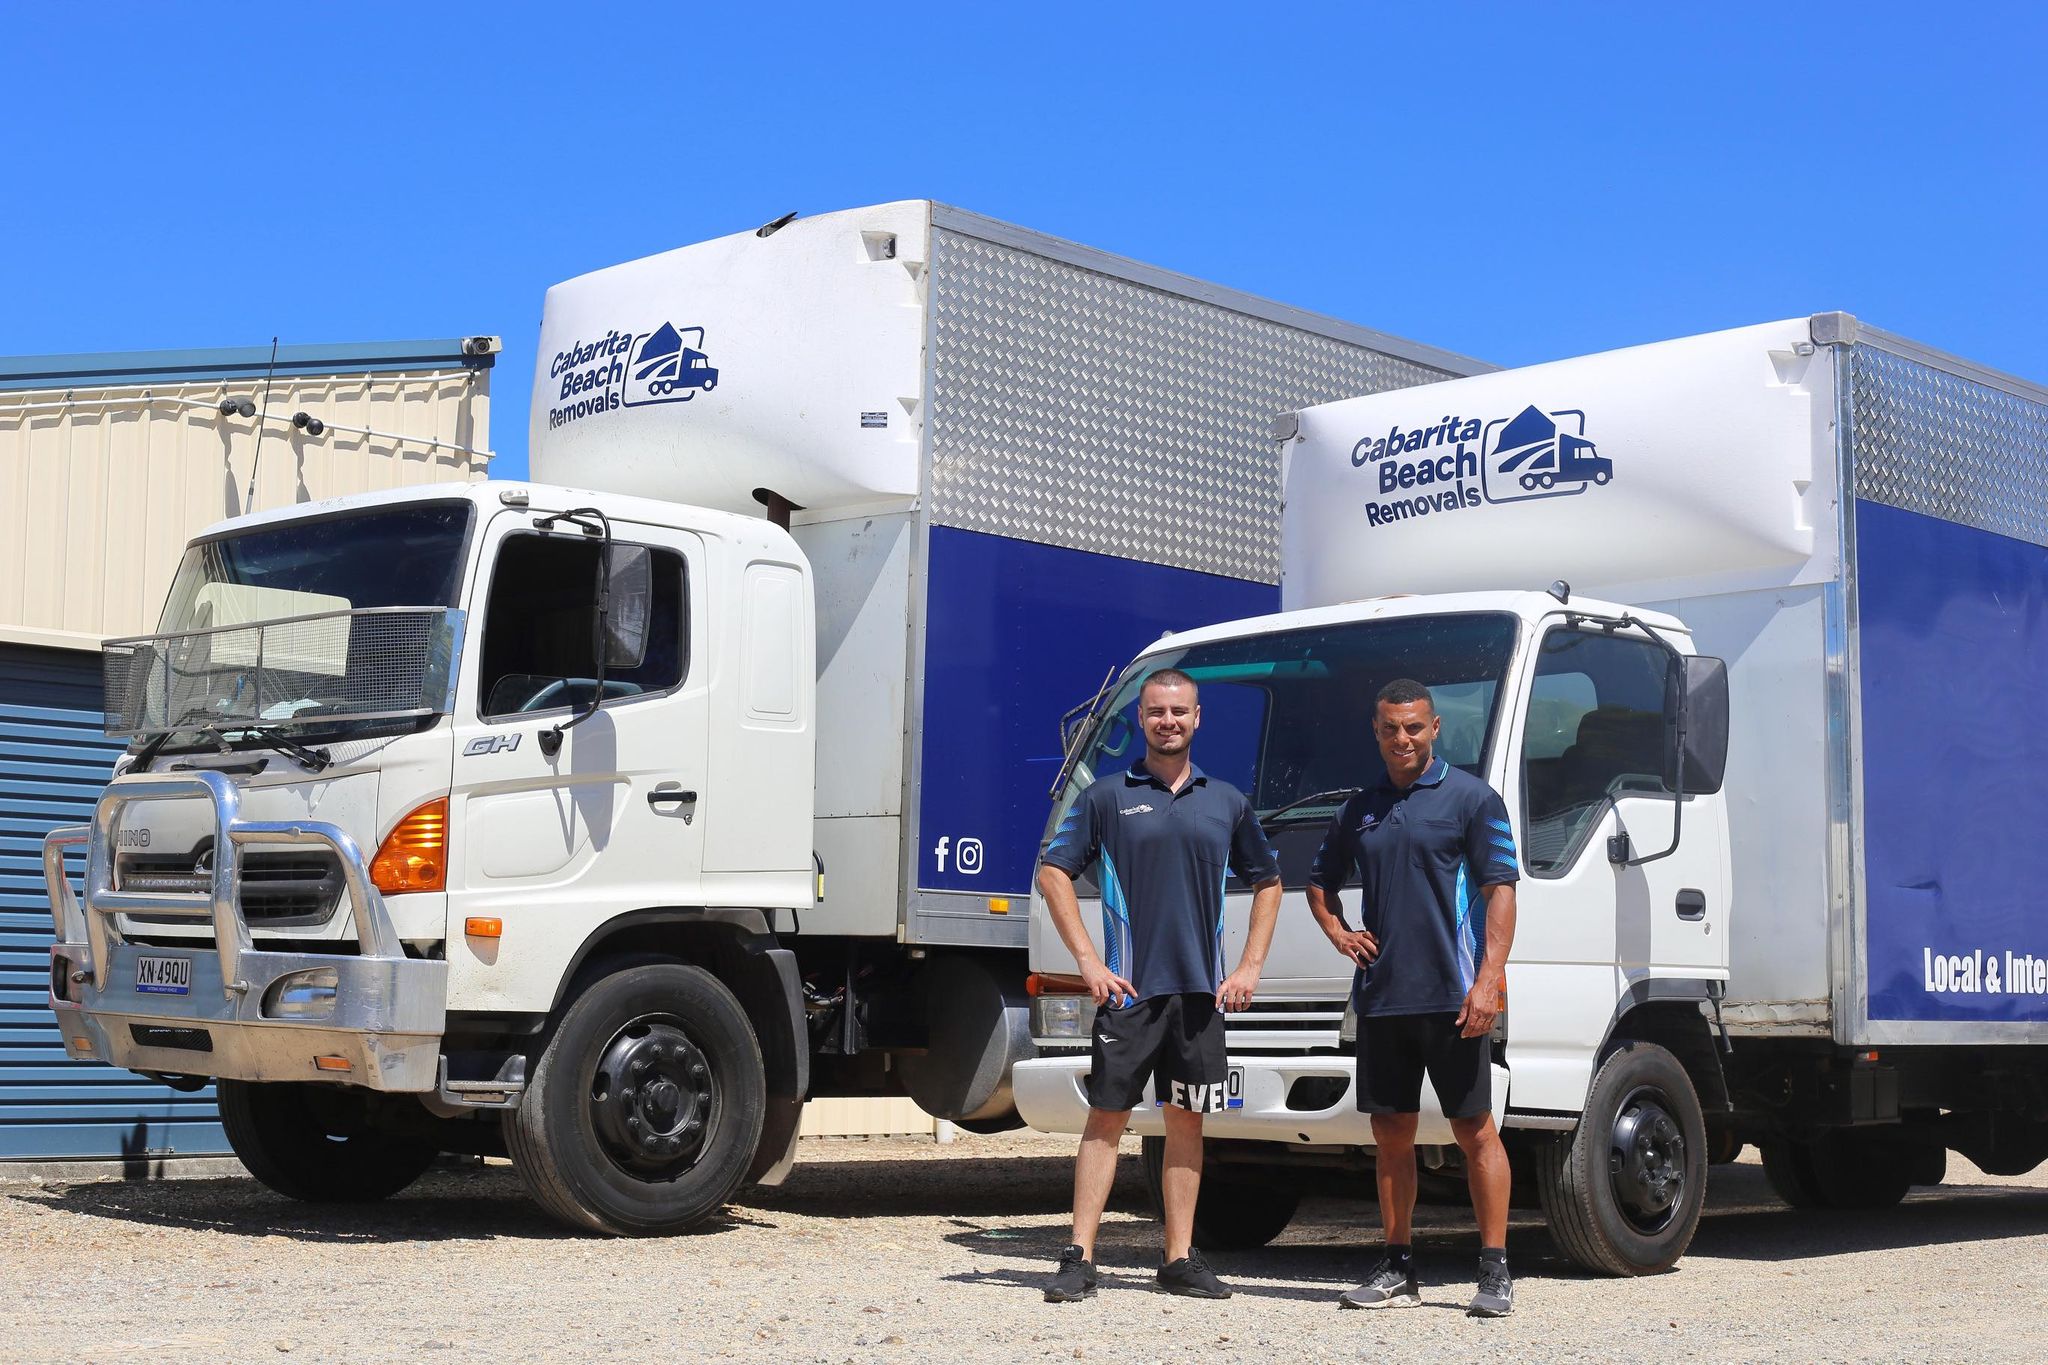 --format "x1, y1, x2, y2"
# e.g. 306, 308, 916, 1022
158, 501, 472, 633
135, 501, 472, 753
1054, 612, 1520, 888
